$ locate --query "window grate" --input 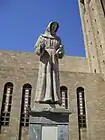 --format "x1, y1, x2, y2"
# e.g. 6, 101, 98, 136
77, 87, 86, 128
0, 83, 13, 127
60, 86, 68, 109
20, 84, 32, 127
